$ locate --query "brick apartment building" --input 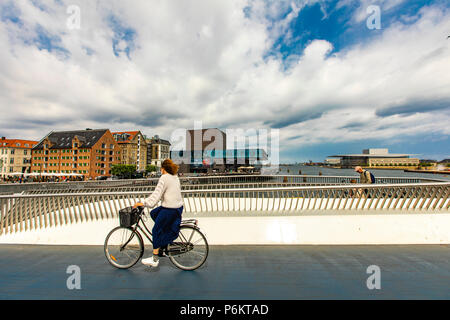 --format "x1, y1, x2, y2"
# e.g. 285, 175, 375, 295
0, 137, 39, 177
112, 131, 148, 172
31, 129, 120, 180
146, 135, 171, 168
